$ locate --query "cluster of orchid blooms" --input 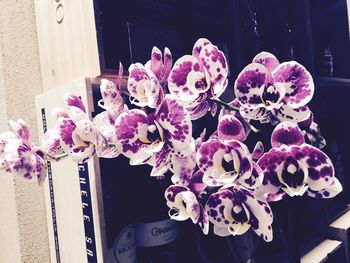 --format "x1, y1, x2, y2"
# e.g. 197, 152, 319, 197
0, 38, 342, 242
